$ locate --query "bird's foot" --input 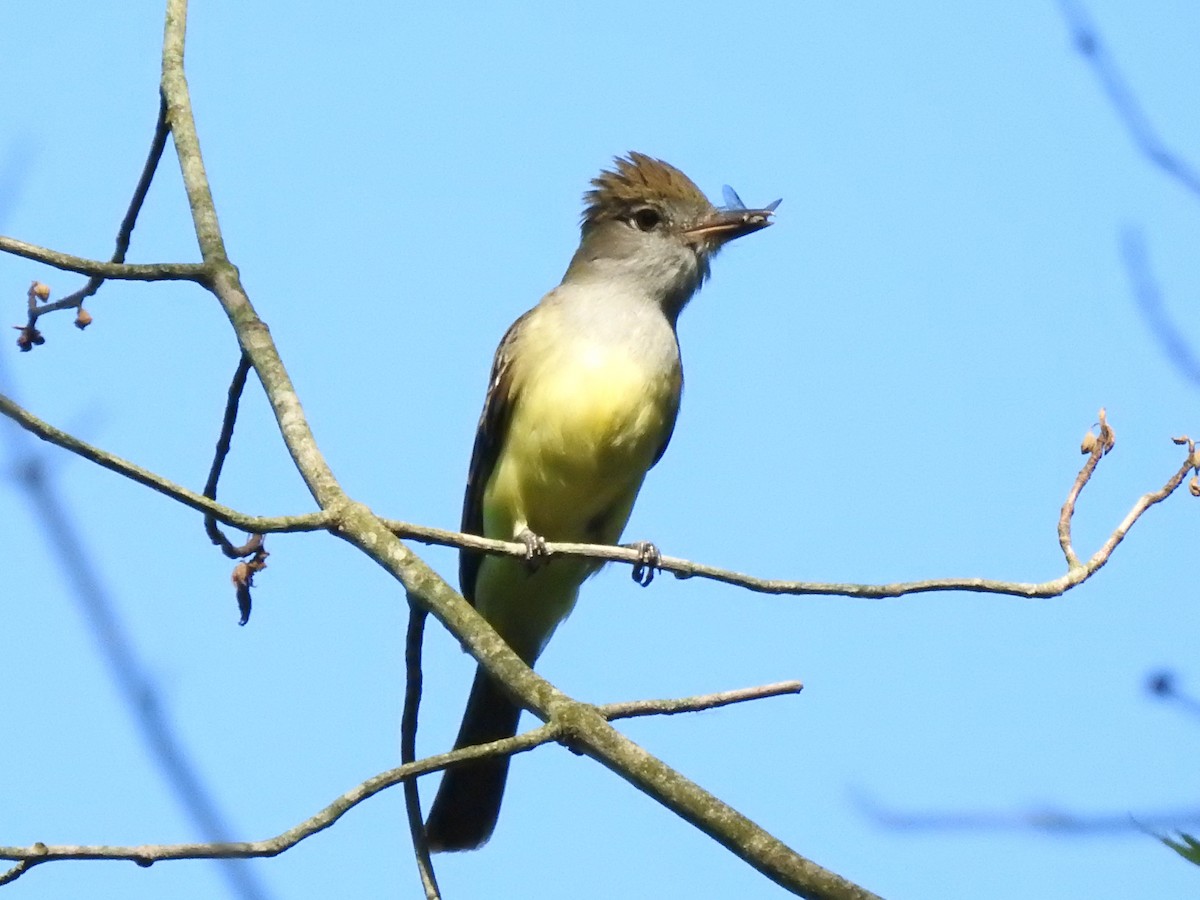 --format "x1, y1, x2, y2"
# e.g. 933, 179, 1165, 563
517, 528, 549, 571
626, 540, 661, 587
